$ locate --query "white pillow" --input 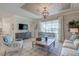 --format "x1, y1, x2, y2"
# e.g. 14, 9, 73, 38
70, 34, 77, 42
